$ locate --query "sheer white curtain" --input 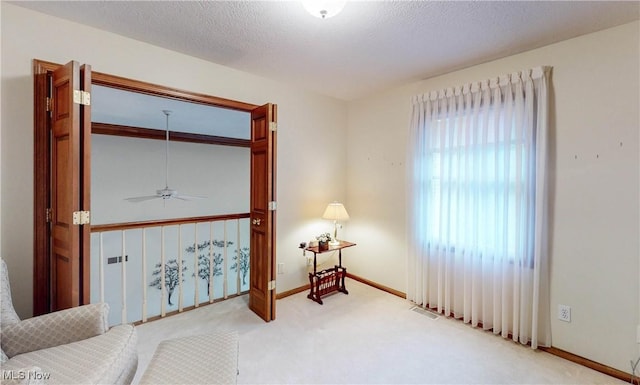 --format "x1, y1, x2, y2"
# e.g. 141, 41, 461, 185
407, 67, 551, 348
